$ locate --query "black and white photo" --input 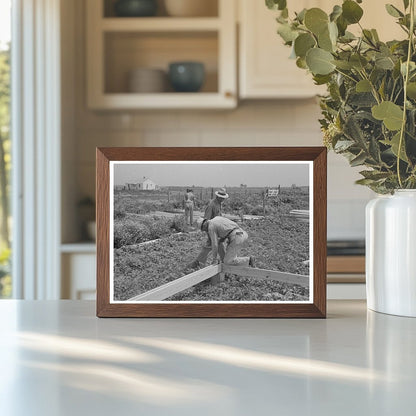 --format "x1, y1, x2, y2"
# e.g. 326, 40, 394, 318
110, 161, 313, 303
